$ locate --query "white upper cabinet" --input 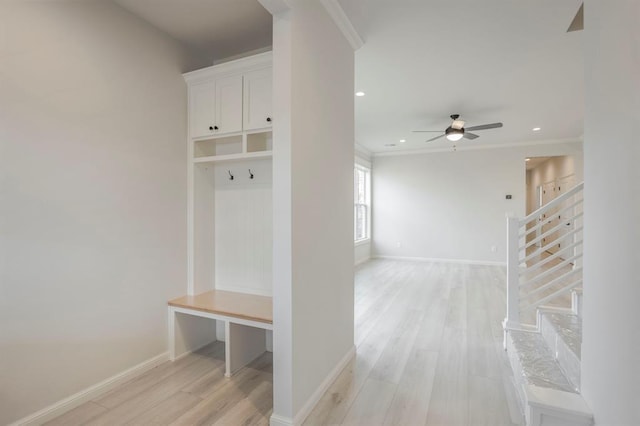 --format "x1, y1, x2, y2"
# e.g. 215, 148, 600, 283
215, 75, 243, 135
184, 52, 272, 140
189, 76, 243, 138
243, 68, 273, 131
189, 80, 216, 139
